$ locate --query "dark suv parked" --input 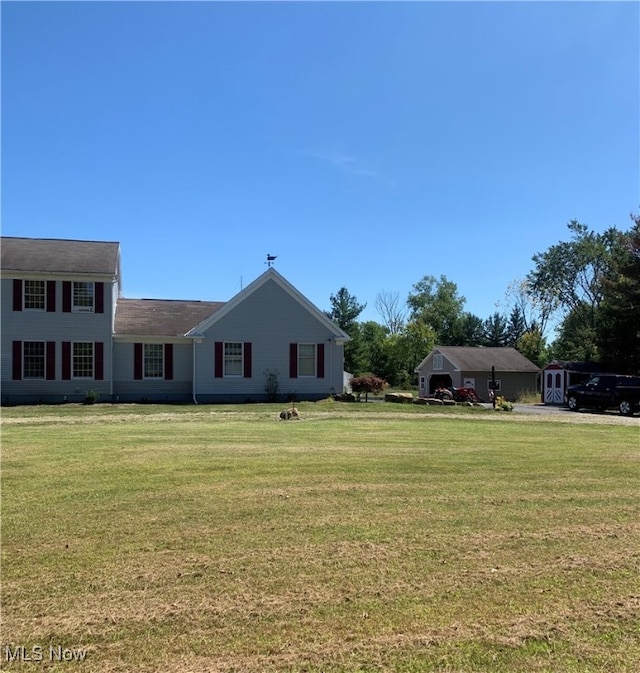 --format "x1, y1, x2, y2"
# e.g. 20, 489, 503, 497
565, 375, 640, 416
